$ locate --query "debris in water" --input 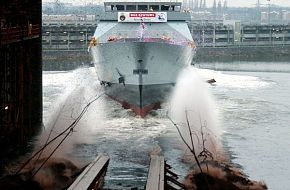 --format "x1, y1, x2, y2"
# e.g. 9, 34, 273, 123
0, 158, 82, 190
26, 157, 81, 190
0, 174, 42, 190
206, 78, 216, 84
183, 161, 268, 190
169, 67, 267, 189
